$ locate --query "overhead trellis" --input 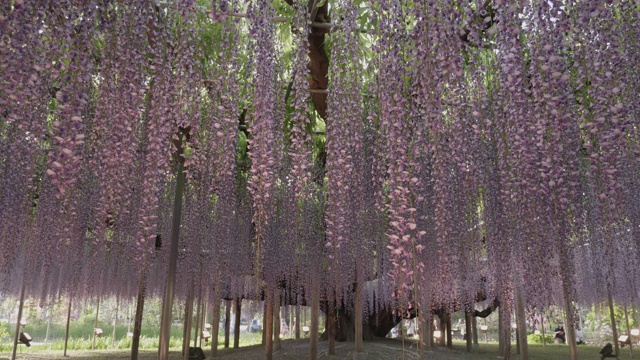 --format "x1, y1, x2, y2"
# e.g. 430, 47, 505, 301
1, 0, 639, 359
